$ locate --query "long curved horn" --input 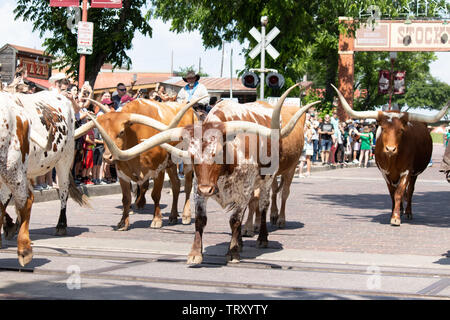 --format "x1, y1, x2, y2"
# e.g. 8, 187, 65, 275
167, 95, 209, 128
280, 100, 321, 138
109, 95, 210, 133
74, 120, 95, 139
159, 143, 190, 159
128, 113, 169, 131
88, 113, 185, 161
85, 98, 112, 114
271, 82, 302, 130
224, 121, 274, 137
407, 100, 449, 123
331, 84, 379, 119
